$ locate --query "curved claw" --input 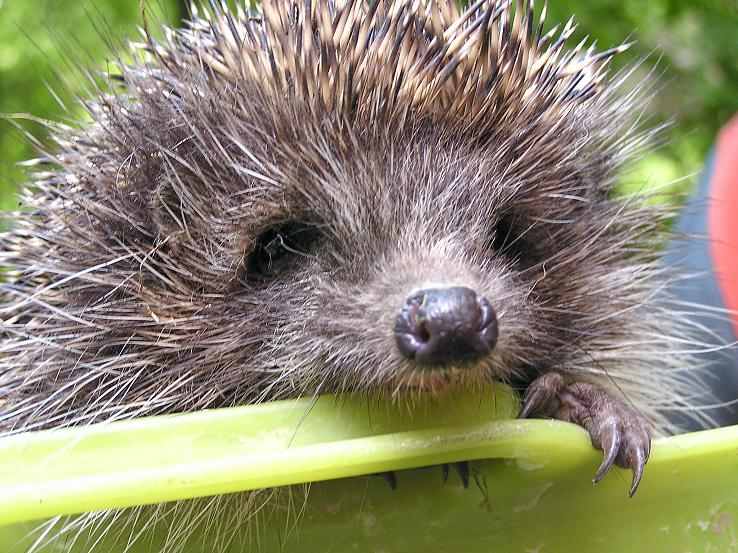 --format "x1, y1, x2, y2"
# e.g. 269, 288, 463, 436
629, 455, 645, 498
441, 462, 470, 488
592, 421, 651, 497
519, 387, 547, 419
625, 428, 651, 497
519, 372, 564, 419
455, 461, 470, 488
593, 423, 622, 484
376, 471, 397, 490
